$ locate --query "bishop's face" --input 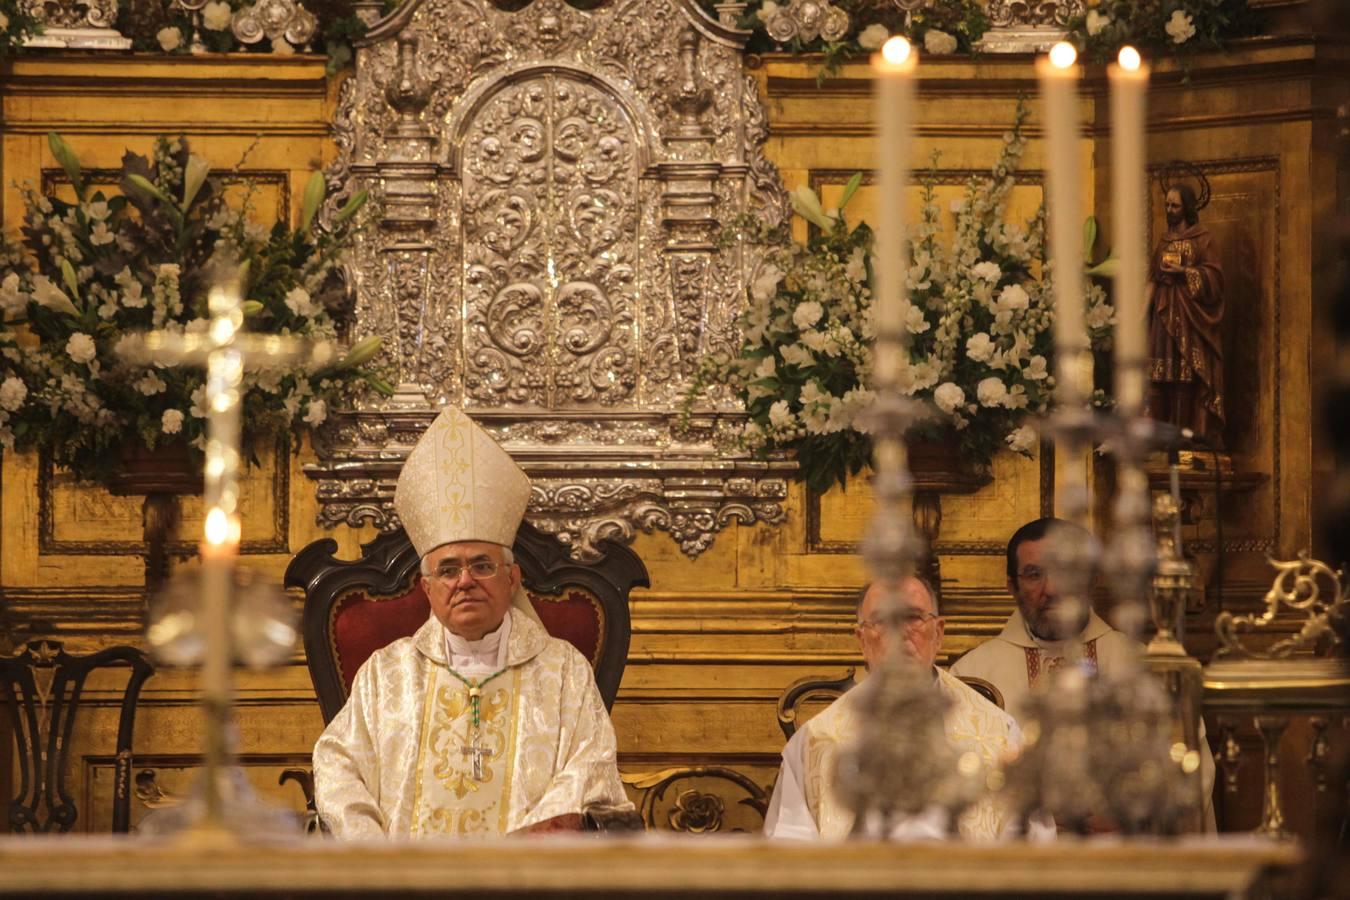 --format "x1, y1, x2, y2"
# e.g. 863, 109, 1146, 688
855, 577, 945, 671
422, 541, 521, 640
1008, 537, 1090, 642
